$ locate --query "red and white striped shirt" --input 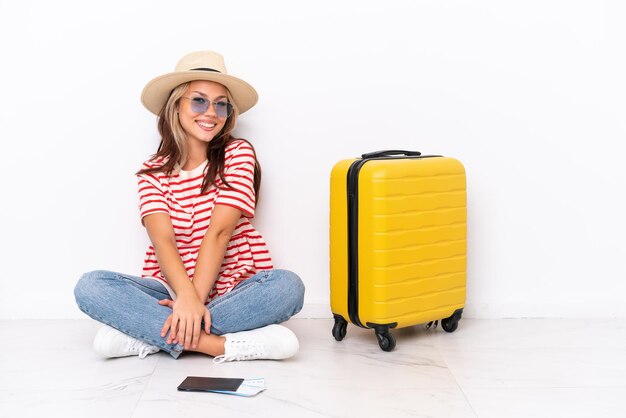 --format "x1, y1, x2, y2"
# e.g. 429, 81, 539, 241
137, 139, 273, 303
